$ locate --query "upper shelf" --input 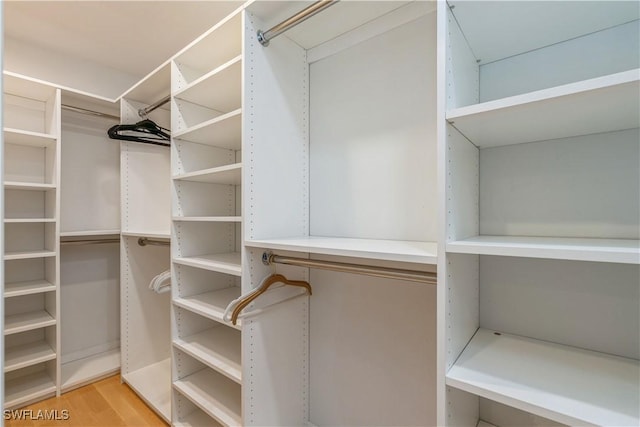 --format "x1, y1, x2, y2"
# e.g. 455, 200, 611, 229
3, 71, 58, 101
174, 56, 241, 114
173, 163, 242, 185
173, 109, 241, 151
447, 236, 640, 265
449, 1, 639, 64
4, 128, 57, 147
446, 328, 639, 427
446, 69, 640, 147
246, 236, 437, 265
